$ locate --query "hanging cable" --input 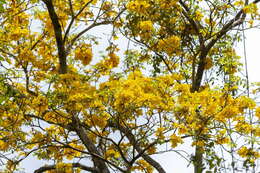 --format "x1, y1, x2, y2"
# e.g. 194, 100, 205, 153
242, 24, 250, 98
242, 23, 256, 173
